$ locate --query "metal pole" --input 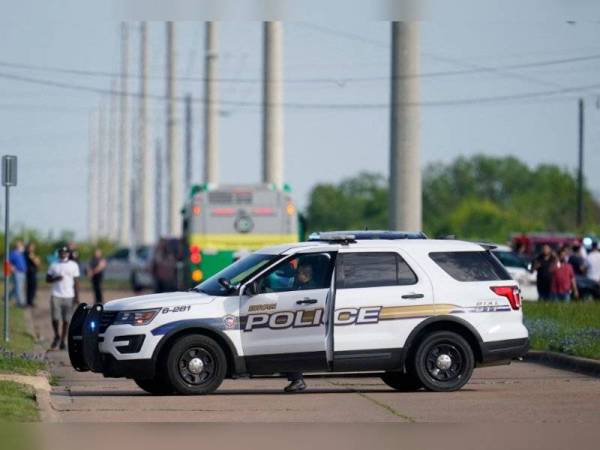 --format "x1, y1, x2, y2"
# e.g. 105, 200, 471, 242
166, 22, 180, 235
139, 21, 152, 245
389, 22, 422, 231
185, 94, 193, 194
97, 102, 107, 238
108, 80, 119, 241
119, 22, 131, 246
155, 139, 163, 239
3, 185, 9, 342
88, 111, 98, 241
576, 98, 584, 228
262, 21, 284, 188
204, 22, 219, 185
